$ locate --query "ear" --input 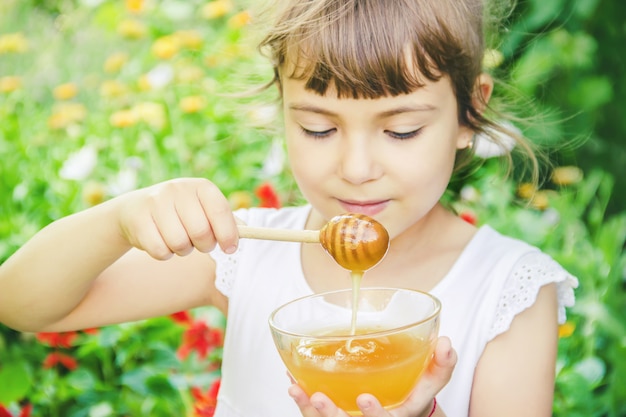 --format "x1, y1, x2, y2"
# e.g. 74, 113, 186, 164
473, 73, 494, 114
456, 73, 494, 150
